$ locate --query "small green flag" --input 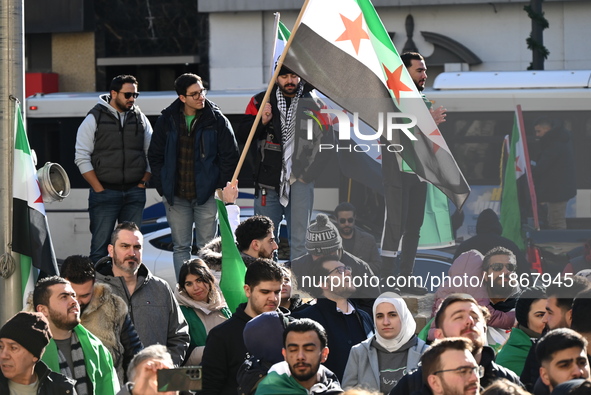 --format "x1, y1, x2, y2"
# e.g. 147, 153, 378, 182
217, 199, 247, 313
